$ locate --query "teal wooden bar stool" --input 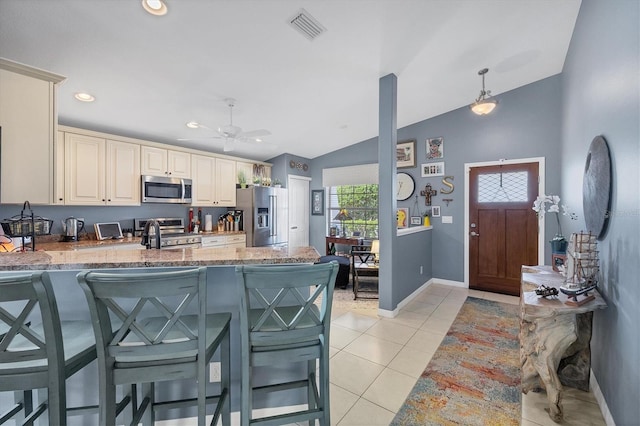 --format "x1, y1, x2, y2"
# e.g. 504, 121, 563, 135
0, 271, 97, 425
77, 267, 231, 426
235, 261, 339, 426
